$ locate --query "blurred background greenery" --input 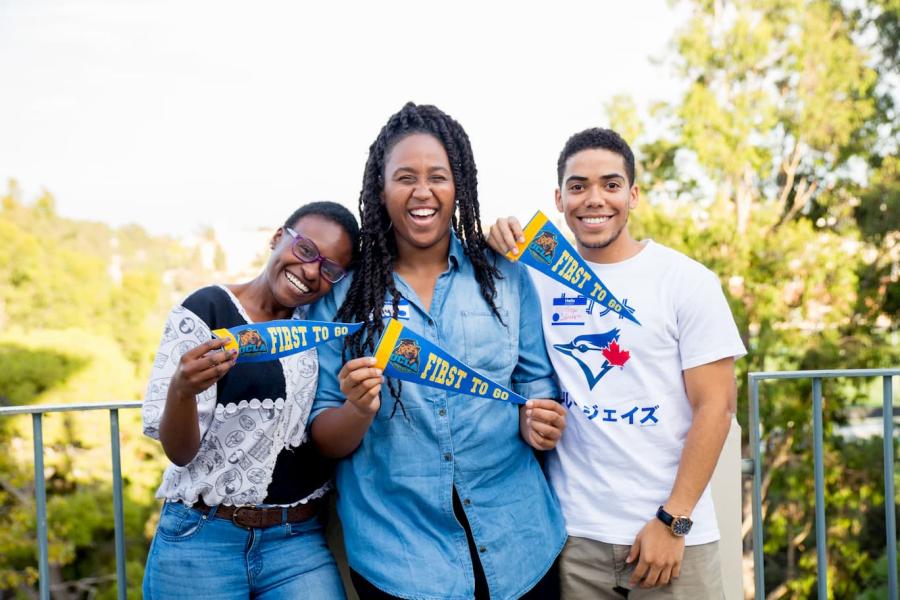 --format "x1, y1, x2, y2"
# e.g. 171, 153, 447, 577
1, 0, 898, 598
